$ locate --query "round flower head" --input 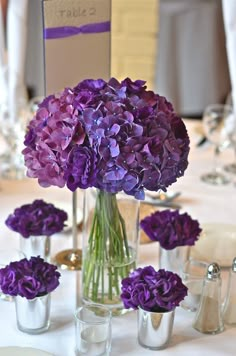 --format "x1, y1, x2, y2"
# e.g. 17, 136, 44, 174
0, 256, 61, 299
120, 265, 188, 312
5, 199, 68, 238
140, 209, 202, 249
23, 78, 190, 199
